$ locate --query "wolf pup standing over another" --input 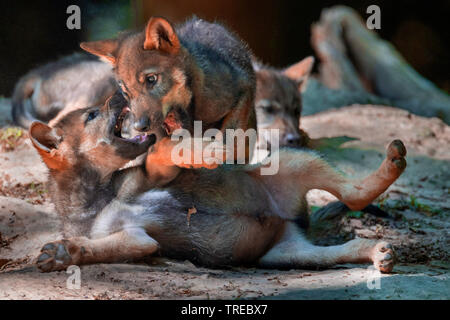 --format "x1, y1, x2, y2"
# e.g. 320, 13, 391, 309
80, 16, 257, 165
